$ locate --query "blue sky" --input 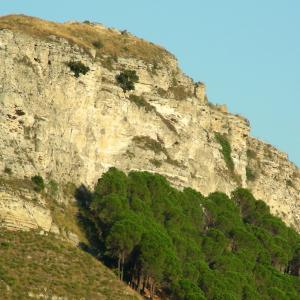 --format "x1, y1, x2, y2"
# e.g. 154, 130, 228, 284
1, 1, 299, 166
